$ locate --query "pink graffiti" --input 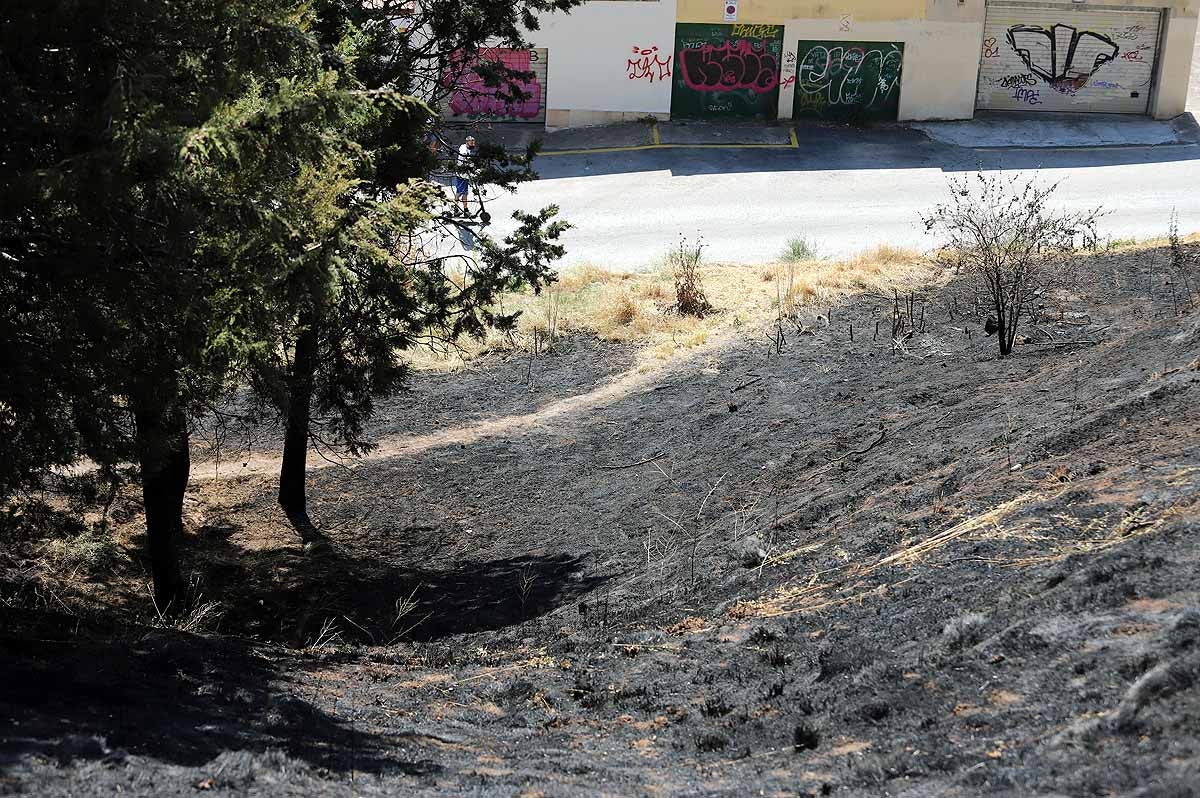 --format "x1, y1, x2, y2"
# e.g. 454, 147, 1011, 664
678, 39, 780, 94
628, 45, 672, 82
446, 48, 543, 120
